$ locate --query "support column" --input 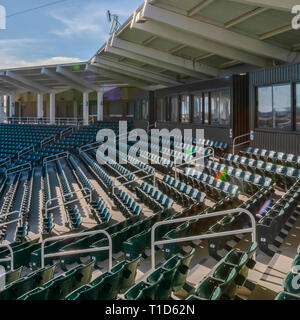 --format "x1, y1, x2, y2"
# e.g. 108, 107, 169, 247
37, 93, 44, 119
73, 100, 78, 119
97, 90, 104, 121
83, 92, 89, 126
49, 92, 56, 124
0, 95, 4, 123
9, 94, 15, 117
